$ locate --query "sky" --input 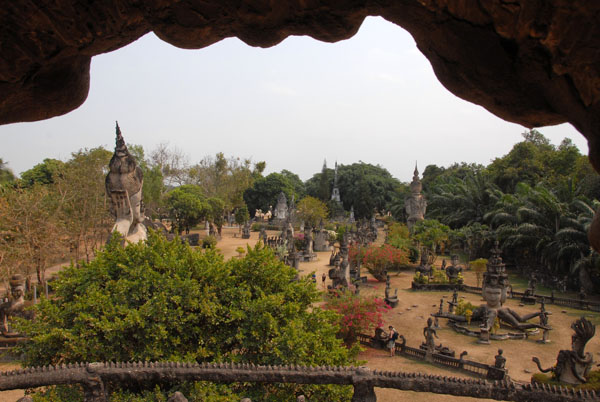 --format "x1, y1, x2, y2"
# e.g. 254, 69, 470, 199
0, 17, 587, 183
